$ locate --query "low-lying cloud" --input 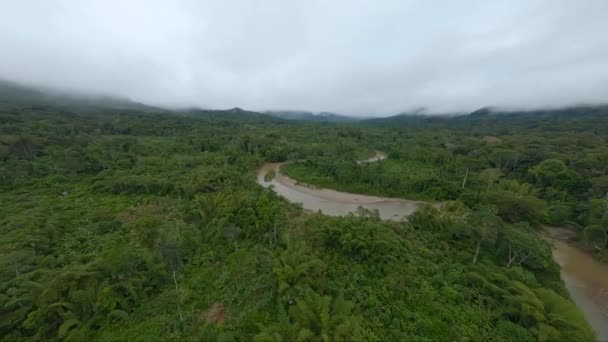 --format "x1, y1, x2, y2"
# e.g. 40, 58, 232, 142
1, 0, 608, 115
